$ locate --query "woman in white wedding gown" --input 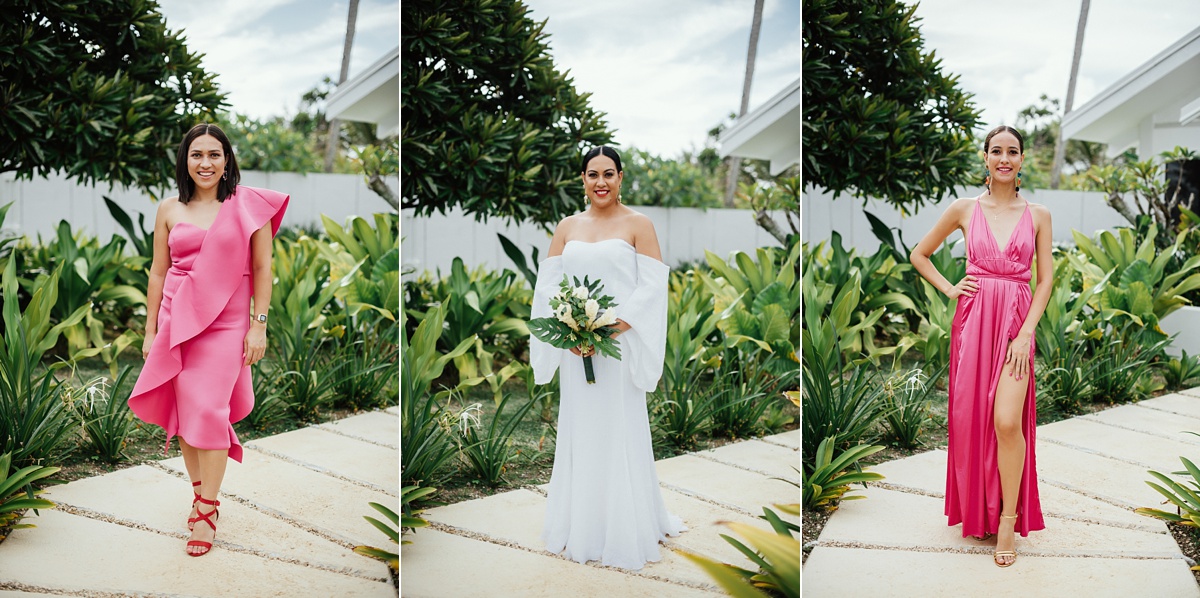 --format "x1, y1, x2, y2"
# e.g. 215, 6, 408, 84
529, 146, 686, 570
